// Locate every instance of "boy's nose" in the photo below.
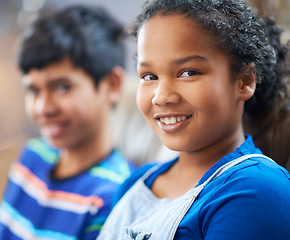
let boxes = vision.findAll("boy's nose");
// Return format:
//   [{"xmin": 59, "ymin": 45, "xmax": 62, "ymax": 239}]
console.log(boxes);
[
  {"xmin": 35, "ymin": 94, "xmax": 58, "ymax": 117},
  {"xmin": 152, "ymin": 80, "xmax": 181, "ymax": 106}
]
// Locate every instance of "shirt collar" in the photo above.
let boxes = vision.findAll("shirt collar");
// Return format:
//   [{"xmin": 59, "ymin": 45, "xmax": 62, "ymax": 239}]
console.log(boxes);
[{"xmin": 197, "ymin": 134, "xmax": 261, "ymax": 186}]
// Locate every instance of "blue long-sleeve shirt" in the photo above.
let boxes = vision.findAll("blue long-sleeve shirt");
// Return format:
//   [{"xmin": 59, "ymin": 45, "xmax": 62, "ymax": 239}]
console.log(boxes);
[{"xmin": 110, "ymin": 135, "xmax": 290, "ymax": 240}]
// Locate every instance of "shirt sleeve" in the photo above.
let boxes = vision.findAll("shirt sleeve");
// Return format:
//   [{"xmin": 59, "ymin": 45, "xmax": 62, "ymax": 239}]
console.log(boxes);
[{"xmin": 201, "ymin": 165, "xmax": 290, "ymax": 240}]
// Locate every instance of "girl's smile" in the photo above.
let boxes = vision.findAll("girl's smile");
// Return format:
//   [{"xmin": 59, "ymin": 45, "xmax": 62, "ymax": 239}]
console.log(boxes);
[
  {"xmin": 136, "ymin": 14, "xmax": 247, "ymax": 156},
  {"xmin": 155, "ymin": 114, "xmax": 192, "ymax": 133}
]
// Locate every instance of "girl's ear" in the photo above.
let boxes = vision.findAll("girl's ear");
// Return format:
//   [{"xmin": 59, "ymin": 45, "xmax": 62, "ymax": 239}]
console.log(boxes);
[
  {"xmin": 237, "ymin": 62, "xmax": 256, "ymax": 101},
  {"xmin": 105, "ymin": 66, "xmax": 124, "ymax": 106}
]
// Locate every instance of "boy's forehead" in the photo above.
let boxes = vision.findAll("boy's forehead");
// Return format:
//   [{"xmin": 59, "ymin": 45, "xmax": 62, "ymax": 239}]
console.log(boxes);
[
  {"xmin": 22, "ymin": 59, "xmax": 78, "ymax": 85},
  {"xmin": 22, "ymin": 60, "xmax": 95, "ymax": 89},
  {"xmin": 22, "ymin": 68, "xmax": 53, "ymax": 86}
]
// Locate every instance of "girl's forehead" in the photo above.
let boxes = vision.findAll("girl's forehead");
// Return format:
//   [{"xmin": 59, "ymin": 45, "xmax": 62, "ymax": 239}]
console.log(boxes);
[
  {"xmin": 136, "ymin": 14, "xmax": 230, "ymax": 68},
  {"xmin": 138, "ymin": 14, "xmax": 217, "ymax": 52},
  {"xmin": 138, "ymin": 14, "xmax": 211, "ymax": 40},
  {"xmin": 141, "ymin": 14, "xmax": 193, "ymax": 28}
]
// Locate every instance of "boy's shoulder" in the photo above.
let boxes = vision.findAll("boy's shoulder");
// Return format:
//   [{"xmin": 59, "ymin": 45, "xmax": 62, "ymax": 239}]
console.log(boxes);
[
  {"xmin": 19, "ymin": 138, "xmax": 59, "ymax": 165},
  {"xmin": 89, "ymin": 149, "xmax": 134, "ymax": 186}
]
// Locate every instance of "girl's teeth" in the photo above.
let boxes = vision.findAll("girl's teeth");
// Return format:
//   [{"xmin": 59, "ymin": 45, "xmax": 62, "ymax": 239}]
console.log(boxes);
[
  {"xmin": 165, "ymin": 117, "xmax": 170, "ymax": 124},
  {"xmin": 169, "ymin": 117, "xmax": 176, "ymax": 124},
  {"xmin": 160, "ymin": 116, "xmax": 188, "ymax": 125}
]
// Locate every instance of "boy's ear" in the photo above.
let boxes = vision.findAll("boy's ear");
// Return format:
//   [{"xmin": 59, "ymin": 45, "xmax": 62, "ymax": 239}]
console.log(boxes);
[
  {"xmin": 237, "ymin": 62, "xmax": 256, "ymax": 101},
  {"xmin": 104, "ymin": 66, "xmax": 124, "ymax": 105}
]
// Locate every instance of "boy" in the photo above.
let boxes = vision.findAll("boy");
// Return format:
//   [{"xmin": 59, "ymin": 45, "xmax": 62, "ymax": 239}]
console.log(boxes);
[{"xmin": 0, "ymin": 5, "xmax": 132, "ymax": 239}]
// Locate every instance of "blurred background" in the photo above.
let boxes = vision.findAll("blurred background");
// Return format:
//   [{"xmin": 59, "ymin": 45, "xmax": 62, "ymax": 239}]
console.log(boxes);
[
  {"xmin": 0, "ymin": 0, "xmax": 176, "ymax": 179},
  {"xmin": 0, "ymin": 0, "xmax": 290, "ymax": 194}
]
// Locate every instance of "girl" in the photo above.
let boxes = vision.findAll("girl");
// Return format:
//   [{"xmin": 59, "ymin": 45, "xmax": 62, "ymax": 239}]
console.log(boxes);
[{"xmin": 97, "ymin": 0, "xmax": 290, "ymax": 239}]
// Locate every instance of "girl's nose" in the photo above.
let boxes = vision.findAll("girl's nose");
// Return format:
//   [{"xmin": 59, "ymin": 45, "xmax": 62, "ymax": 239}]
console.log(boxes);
[{"xmin": 152, "ymin": 80, "xmax": 181, "ymax": 106}]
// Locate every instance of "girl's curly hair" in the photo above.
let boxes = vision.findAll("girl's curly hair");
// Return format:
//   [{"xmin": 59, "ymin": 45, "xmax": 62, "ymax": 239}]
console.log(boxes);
[{"xmin": 130, "ymin": 0, "xmax": 290, "ymax": 115}]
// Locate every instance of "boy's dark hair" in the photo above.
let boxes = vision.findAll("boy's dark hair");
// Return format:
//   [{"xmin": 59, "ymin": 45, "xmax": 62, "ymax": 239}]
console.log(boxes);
[
  {"xmin": 18, "ymin": 5, "xmax": 126, "ymax": 88},
  {"xmin": 131, "ymin": 0, "xmax": 290, "ymax": 115}
]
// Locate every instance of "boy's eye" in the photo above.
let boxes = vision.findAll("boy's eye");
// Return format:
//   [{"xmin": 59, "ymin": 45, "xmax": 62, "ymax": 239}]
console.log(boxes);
[
  {"xmin": 56, "ymin": 85, "xmax": 71, "ymax": 93},
  {"xmin": 26, "ymin": 87, "xmax": 39, "ymax": 96},
  {"xmin": 179, "ymin": 70, "xmax": 200, "ymax": 77},
  {"xmin": 141, "ymin": 74, "xmax": 158, "ymax": 81}
]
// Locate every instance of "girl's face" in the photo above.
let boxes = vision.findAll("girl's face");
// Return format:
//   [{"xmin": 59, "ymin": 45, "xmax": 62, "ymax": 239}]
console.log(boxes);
[{"xmin": 136, "ymin": 14, "xmax": 245, "ymax": 154}]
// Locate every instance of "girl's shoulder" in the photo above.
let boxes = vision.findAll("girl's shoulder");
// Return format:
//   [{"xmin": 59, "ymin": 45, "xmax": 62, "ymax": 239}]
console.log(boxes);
[
  {"xmin": 112, "ymin": 162, "xmax": 158, "ymax": 206},
  {"xmin": 114, "ymin": 158, "xmax": 178, "ymax": 204}
]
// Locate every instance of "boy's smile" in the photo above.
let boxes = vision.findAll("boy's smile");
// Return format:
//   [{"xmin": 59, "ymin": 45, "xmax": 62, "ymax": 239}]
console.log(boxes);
[
  {"xmin": 23, "ymin": 57, "xmax": 113, "ymax": 150},
  {"xmin": 136, "ymin": 14, "xmax": 247, "ymax": 156}
]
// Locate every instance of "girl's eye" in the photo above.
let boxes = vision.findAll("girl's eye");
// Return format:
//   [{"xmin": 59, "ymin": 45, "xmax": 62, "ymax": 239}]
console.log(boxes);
[
  {"xmin": 179, "ymin": 70, "xmax": 200, "ymax": 77},
  {"xmin": 141, "ymin": 74, "xmax": 158, "ymax": 81}
]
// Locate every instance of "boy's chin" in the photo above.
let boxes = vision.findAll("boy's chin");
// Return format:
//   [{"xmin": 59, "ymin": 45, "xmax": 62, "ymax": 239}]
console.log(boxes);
[{"xmin": 42, "ymin": 136, "xmax": 69, "ymax": 149}]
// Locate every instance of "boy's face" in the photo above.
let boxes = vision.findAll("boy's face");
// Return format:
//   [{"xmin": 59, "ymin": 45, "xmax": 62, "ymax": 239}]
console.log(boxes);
[
  {"xmin": 136, "ymin": 14, "xmax": 245, "ymax": 154},
  {"xmin": 23, "ymin": 58, "xmax": 113, "ymax": 149}
]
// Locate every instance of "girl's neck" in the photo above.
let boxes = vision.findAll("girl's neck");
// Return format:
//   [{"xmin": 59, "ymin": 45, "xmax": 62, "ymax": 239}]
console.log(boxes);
[
  {"xmin": 178, "ymin": 129, "xmax": 245, "ymax": 173},
  {"xmin": 152, "ymin": 130, "xmax": 245, "ymax": 200}
]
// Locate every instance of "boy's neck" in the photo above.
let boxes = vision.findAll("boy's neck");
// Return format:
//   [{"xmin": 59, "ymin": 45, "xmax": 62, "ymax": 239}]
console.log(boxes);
[{"xmin": 52, "ymin": 133, "xmax": 113, "ymax": 179}]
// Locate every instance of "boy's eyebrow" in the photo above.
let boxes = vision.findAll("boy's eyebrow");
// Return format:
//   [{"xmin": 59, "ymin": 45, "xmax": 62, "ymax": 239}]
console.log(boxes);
[
  {"xmin": 46, "ymin": 78, "xmax": 71, "ymax": 86},
  {"xmin": 22, "ymin": 77, "xmax": 70, "ymax": 87}
]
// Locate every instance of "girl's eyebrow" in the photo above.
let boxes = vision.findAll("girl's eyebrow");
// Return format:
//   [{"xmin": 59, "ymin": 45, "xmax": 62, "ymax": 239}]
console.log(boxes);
[
  {"xmin": 173, "ymin": 55, "xmax": 208, "ymax": 65},
  {"xmin": 137, "ymin": 55, "xmax": 208, "ymax": 68},
  {"xmin": 137, "ymin": 61, "xmax": 151, "ymax": 68}
]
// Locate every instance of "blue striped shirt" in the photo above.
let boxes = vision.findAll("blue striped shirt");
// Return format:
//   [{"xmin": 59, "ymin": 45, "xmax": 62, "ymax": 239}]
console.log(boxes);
[{"xmin": 0, "ymin": 138, "xmax": 133, "ymax": 240}]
